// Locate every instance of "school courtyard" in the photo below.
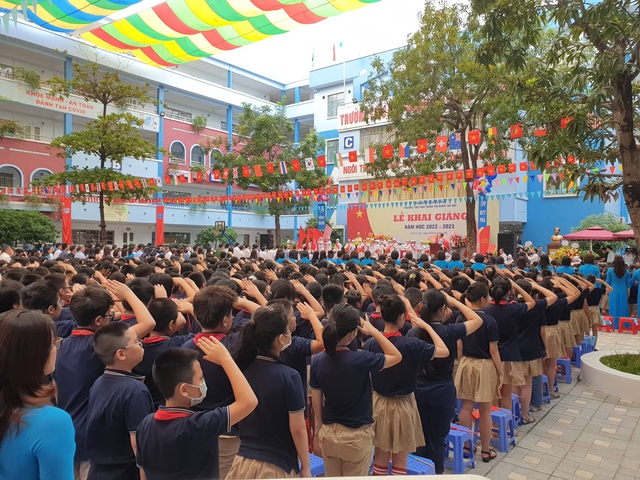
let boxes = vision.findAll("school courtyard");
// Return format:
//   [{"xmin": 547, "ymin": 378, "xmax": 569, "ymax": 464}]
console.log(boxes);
[{"xmin": 462, "ymin": 332, "xmax": 640, "ymax": 480}]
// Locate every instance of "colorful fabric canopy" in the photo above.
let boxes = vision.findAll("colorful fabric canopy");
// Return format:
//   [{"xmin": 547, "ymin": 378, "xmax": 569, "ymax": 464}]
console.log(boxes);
[
  {"xmin": 81, "ymin": 0, "xmax": 381, "ymax": 66},
  {"xmin": 0, "ymin": 0, "xmax": 142, "ymax": 33}
]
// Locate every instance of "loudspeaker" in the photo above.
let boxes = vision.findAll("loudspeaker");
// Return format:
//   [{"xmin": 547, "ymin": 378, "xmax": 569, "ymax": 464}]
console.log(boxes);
[{"xmin": 498, "ymin": 233, "xmax": 515, "ymax": 256}]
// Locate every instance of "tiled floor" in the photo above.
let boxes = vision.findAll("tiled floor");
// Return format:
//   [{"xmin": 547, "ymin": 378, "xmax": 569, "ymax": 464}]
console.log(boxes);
[{"xmin": 447, "ymin": 331, "xmax": 640, "ymax": 480}]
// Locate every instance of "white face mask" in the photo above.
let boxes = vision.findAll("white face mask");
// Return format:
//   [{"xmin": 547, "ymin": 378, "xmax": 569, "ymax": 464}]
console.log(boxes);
[
  {"xmin": 281, "ymin": 334, "xmax": 292, "ymax": 351},
  {"xmin": 186, "ymin": 379, "xmax": 207, "ymax": 406}
]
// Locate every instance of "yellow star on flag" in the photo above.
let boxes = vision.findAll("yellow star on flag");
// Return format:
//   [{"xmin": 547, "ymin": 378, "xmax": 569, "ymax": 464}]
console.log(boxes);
[{"xmin": 356, "ymin": 210, "xmax": 363, "ymax": 218}]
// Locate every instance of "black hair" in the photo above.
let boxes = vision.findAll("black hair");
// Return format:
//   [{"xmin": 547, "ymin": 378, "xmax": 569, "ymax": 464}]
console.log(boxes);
[
  {"xmin": 148, "ymin": 298, "xmax": 179, "ymax": 332},
  {"xmin": 193, "ymin": 286, "xmax": 238, "ymax": 329},
  {"xmin": 404, "ymin": 287, "xmax": 422, "ymax": 308},
  {"xmin": 148, "ymin": 273, "xmax": 174, "ymax": 298},
  {"xmin": 152, "ymin": 348, "xmax": 199, "ymax": 400},
  {"xmin": 417, "ymin": 289, "xmax": 447, "ymax": 375},
  {"xmin": 405, "ymin": 271, "xmax": 421, "ymax": 290},
  {"xmin": 490, "ymin": 276, "xmax": 512, "ymax": 302},
  {"xmin": 234, "ymin": 305, "xmax": 289, "ymax": 370},
  {"xmin": 322, "ymin": 284, "xmax": 345, "ymax": 312},
  {"xmin": 474, "ymin": 254, "xmax": 485, "ymax": 264},
  {"xmin": 270, "ymin": 278, "xmax": 295, "ymax": 301},
  {"xmin": 377, "ymin": 294, "xmax": 406, "ymax": 324},
  {"xmin": 561, "ymin": 256, "xmax": 571, "ymax": 267},
  {"xmin": 461, "ymin": 282, "xmax": 490, "ymax": 305},
  {"xmin": 323, "ymin": 304, "xmax": 361, "ymax": 356},
  {"xmin": 20, "ymin": 273, "xmax": 43, "ymax": 287},
  {"xmin": 20, "ymin": 281, "xmax": 59, "ymax": 314},
  {"xmin": 306, "ymin": 282, "xmax": 323, "ymax": 301},
  {"xmin": 451, "ymin": 276, "xmax": 471, "ymax": 294},
  {"xmin": 69, "ymin": 285, "xmax": 115, "ymax": 327},
  {"xmin": 0, "ymin": 279, "xmax": 23, "ymax": 313},
  {"xmin": 586, "ymin": 274, "xmax": 596, "ymax": 283},
  {"xmin": 93, "ymin": 322, "xmax": 130, "ymax": 365},
  {"xmin": 345, "ymin": 289, "xmax": 363, "ymax": 308},
  {"xmin": 122, "ymin": 278, "xmax": 155, "ymax": 311}
]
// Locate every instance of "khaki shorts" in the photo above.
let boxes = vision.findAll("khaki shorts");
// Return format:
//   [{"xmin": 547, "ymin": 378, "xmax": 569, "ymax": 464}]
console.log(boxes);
[
  {"xmin": 226, "ymin": 457, "xmax": 296, "ymax": 480},
  {"xmin": 455, "ymin": 356, "xmax": 500, "ymax": 403},
  {"xmin": 502, "ymin": 361, "xmax": 526, "ymax": 387},
  {"xmin": 318, "ymin": 423, "xmax": 374, "ymax": 478},
  {"xmin": 521, "ymin": 359, "xmax": 543, "ymax": 377}
]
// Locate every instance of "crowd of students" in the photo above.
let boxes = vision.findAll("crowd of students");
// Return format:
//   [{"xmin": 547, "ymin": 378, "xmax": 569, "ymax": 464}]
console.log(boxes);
[{"xmin": 0, "ymin": 242, "xmax": 621, "ymax": 480}]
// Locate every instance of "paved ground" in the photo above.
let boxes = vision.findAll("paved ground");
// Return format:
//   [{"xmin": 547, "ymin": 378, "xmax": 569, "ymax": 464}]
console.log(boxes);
[{"xmin": 447, "ymin": 331, "xmax": 640, "ymax": 480}]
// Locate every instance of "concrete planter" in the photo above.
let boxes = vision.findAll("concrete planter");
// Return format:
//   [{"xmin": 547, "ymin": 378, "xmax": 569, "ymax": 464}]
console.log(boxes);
[{"xmin": 580, "ymin": 350, "xmax": 640, "ymax": 402}]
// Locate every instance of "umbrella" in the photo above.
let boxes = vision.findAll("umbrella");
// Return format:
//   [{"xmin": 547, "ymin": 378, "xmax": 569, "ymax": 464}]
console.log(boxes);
[
  {"xmin": 613, "ymin": 230, "xmax": 635, "ymax": 240},
  {"xmin": 563, "ymin": 226, "xmax": 616, "ymax": 250}
]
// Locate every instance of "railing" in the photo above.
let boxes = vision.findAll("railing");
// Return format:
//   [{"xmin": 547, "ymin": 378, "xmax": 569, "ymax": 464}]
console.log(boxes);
[
  {"xmin": 165, "ymin": 112, "xmax": 193, "ymax": 123},
  {"xmin": 1, "ymin": 131, "xmax": 55, "ymax": 144},
  {"xmin": 168, "ymin": 157, "xmax": 186, "ymax": 166}
]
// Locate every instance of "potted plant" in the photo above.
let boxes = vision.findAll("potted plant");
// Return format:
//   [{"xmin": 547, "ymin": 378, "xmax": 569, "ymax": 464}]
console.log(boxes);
[
  {"xmin": 190, "ymin": 163, "xmax": 207, "ymax": 174},
  {"xmin": 192, "ymin": 115, "xmax": 207, "ymax": 134},
  {"xmin": 0, "ymin": 120, "xmax": 21, "ymax": 138}
]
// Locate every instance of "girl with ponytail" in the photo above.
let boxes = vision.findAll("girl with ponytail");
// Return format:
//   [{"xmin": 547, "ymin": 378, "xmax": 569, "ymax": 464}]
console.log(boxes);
[
  {"xmin": 364, "ymin": 294, "xmax": 448, "ymax": 476},
  {"xmin": 310, "ymin": 304, "xmax": 402, "ymax": 477},
  {"xmin": 227, "ymin": 305, "xmax": 311, "ymax": 479},
  {"xmin": 455, "ymin": 282, "xmax": 503, "ymax": 463},
  {"xmin": 410, "ymin": 289, "xmax": 483, "ymax": 473},
  {"xmin": 485, "ymin": 274, "xmax": 535, "ymax": 416}
]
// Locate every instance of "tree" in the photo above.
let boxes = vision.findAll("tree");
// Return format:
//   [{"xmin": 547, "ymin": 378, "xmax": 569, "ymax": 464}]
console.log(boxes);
[
  {"xmin": 32, "ymin": 62, "xmax": 160, "ymax": 244},
  {"xmin": 213, "ymin": 102, "xmax": 328, "ymax": 245},
  {"xmin": 0, "ymin": 209, "xmax": 58, "ymax": 245},
  {"xmin": 473, "ymin": 0, "xmax": 640, "ymax": 240},
  {"xmin": 572, "ymin": 212, "xmax": 631, "ymax": 253},
  {"xmin": 359, "ymin": 3, "xmax": 516, "ymax": 254},
  {"xmin": 195, "ymin": 226, "xmax": 238, "ymax": 247}
]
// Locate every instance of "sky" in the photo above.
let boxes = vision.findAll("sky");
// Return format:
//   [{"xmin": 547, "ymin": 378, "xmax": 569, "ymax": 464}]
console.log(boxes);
[{"xmin": 215, "ymin": 0, "xmax": 426, "ymax": 84}]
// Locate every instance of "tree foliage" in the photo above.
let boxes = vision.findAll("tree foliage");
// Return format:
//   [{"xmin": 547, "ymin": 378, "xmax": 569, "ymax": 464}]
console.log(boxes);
[
  {"xmin": 33, "ymin": 62, "xmax": 160, "ymax": 243},
  {"xmin": 359, "ymin": 3, "xmax": 518, "ymax": 253},
  {"xmin": 195, "ymin": 226, "xmax": 238, "ymax": 247},
  {"xmin": 212, "ymin": 102, "xmax": 328, "ymax": 245},
  {"xmin": 472, "ymin": 0, "xmax": 640, "ymax": 238},
  {"xmin": 0, "ymin": 209, "xmax": 58, "ymax": 245}
]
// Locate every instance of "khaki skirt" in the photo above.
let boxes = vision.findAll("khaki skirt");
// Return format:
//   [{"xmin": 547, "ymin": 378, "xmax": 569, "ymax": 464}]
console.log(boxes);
[
  {"xmin": 455, "ymin": 356, "xmax": 500, "ymax": 403},
  {"xmin": 502, "ymin": 361, "xmax": 526, "ymax": 387},
  {"xmin": 372, "ymin": 392, "xmax": 425, "ymax": 453},
  {"xmin": 571, "ymin": 310, "xmax": 589, "ymax": 335},
  {"xmin": 558, "ymin": 321, "xmax": 576, "ymax": 349},
  {"xmin": 226, "ymin": 457, "xmax": 296, "ymax": 480},
  {"xmin": 521, "ymin": 358, "xmax": 543, "ymax": 377},
  {"xmin": 545, "ymin": 325, "xmax": 565, "ymax": 359},
  {"xmin": 588, "ymin": 306, "xmax": 601, "ymax": 326}
]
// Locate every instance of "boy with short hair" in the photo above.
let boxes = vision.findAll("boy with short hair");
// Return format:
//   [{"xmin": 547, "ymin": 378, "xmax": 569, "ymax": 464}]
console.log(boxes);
[
  {"xmin": 133, "ymin": 298, "xmax": 192, "ymax": 408},
  {"xmin": 86, "ymin": 322, "xmax": 153, "ymax": 480},
  {"xmin": 56, "ymin": 280, "xmax": 156, "ymax": 480},
  {"xmin": 20, "ymin": 280, "xmax": 65, "ymax": 334},
  {"xmin": 136, "ymin": 345, "xmax": 258, "ymax": 480}
]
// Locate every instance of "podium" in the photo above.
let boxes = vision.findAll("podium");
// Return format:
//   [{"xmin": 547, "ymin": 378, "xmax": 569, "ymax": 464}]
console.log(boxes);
[{"xmin": 547, "ymin": 242, "xmax": 562, "ymax": 257}]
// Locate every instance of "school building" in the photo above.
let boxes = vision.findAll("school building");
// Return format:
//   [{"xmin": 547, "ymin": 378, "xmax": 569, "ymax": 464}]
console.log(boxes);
[{"xmin": 0, "ymin": 25, "xmax": 627, "ymax": 248}]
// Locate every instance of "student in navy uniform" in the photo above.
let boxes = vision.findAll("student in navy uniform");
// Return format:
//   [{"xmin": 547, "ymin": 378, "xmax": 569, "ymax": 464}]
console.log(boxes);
[
  {"xmin": 227, "ymin": 305, "xmax": 311, "ymax": 479},
  {"xmin": 86, "ymin": 322, "xmax": 153, "ymax": 480},
  {"xmin": 585, "ymin": 275, "xmax": 612, "ymax": 345},
  {"xmin": 556, "ymin": 276, "xmax": 583, "ymax": 357},
  {"xmin": 119, "ymin": 278, "xmax": 155, "ymax": 326},
  {"xmin": 55, "ymin": 280, "xmax": 156, "ymax": 480},
  {"xmin": 364, "ymin": 294, "xmax": 448, "ymax": 476},
  {"xmin": 485, "ymin": 275, "xmax": 535, "ymax": 415},
  {"xmin": 455, "ymin": 283, "xmax": 503, "ymax": 463},
  {"xmin": 19, "ymin": 280, "xmax": 66, "ymax": 335},
  {"xmin": 310, "ymin": 305, "xmax": 402, "ymax": 477},
  {"xmin": 570, "ymin": 275, "xmax": 594, "ymax": 346},
  {"xmin": 514, "ymin": 280, "xmax": 557, "ymax": 424},
  {"xmin": 133, "ymin": 298, "xmax": 192, "ymax": 409},
  {"xmin": 410, "ymin": 290, "xmax": 483, "ymax": 474},
  {"xmin": 136, "ymin": 345, "xmax": 258, "ymax": 480},
  {"xmin": 181, "ymin": 286, "xmax": 260, "ymax": 480}
]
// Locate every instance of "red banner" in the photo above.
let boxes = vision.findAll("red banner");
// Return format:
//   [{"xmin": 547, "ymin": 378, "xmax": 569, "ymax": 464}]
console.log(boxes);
[
  {"xmin": 61, "ymin": 197, "xmax": 72, "ymax": 245},
  {"xmin": 155, "ymin": 205, "xmax": 165, "ymax": 246}
]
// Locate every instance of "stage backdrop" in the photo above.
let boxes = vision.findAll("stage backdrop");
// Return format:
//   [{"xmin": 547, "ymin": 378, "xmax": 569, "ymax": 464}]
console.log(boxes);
[{"xmin": 346, "ymin": 200, "xmax": 499, "ymax": 245}]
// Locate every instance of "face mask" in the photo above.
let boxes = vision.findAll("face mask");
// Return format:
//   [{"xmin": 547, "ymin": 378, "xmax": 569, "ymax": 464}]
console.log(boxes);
[
  {"xmin": 281, "ymin": 334, "xmax": 292, "ymax": 351},
  {"xmin": 186, "ymin": 379, "xmax": 207, "ymax": 406}
]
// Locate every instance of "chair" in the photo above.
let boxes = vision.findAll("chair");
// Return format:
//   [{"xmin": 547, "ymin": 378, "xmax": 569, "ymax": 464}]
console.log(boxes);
[
  {"xmin": 557, "ymin": 358, "xmax": 572, "ymax": 384},
  {"xmin": 541, "ymin": 375, "xmax": 551, "ymax": 404},
  {"xmin": 373, "ymin": 455, "xmax": 436, "ymax": 475},
  {"xmin": 308, "ymin": 454, "xmax": 325, "ymax": 477},
  {"xmin": 472, "ymin": 407, "xmax": 516, "ymax": 453},
  {"xmin": 618, "ymin": 317, "xmax": 638, "ymax": 335},
  {"xmin": 511, "ymin": 393, "xmax": 522, "ymax": 426},
  {"xmin": 571, "ymin": 345, "xmax": 582, "ymax": 369},
  {"xmin": 444, "ymin": 425, "xmax": 476, "ymax": 474},
  {"xmin": 599, "ymin": 316, "xmax": 614, "ymax": 332}
]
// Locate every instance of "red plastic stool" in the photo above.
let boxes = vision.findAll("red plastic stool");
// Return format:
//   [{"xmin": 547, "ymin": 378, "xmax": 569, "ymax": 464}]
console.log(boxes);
[{"xmin": 618, "ymin": 317, "xmax": 638, "ymax": 335}]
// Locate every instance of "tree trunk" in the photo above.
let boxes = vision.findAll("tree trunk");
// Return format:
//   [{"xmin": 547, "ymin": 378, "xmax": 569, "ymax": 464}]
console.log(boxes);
[
  {"xmin": 274, "ymin": 214, "xmax": 281, "ymax": 247},
  {"xmin": 99, "ymin": 190, "xmax": 106, "ymax": 246},
  {"xmin": 465, "ymin": 185, "xmax": 478, "ymax": 257}
]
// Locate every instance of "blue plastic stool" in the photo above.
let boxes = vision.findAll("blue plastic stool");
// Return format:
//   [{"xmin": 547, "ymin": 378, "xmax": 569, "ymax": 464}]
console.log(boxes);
[
  {"xmin": 473, "ymin": 407, "xmax": 516, "ymax": 453},
  {"xmin": 511, "ymin": 393, "xmax": 522, "ymax": 426},
  {"xmin": 406, "ymin": 455, "xmax": 435, "ymax": 475},
  {"xmin": 557, "ymin": 358, "xmax": 572, "ymax": 384},
  {"xmin": 581, "ymin": 340, "xmax": 595, "ymax": 355},
  {"xmin": 444, "ymin": 425, "xmax": 476, "ymax": 474},
  {"xmin": 583, "ymin": 335, "xmax": 596, "ymax": 347},
  {"xmin": 571, "ymin": 345, "xmax": 582, "ymax": 368},
  {"xmin": 554, "ymin": 374, "xmax": 559, "ymax": 393},
  {"xmin": 308, "ymin": 454, "xmax": 324, "ymax": 477},
  {"xmin": 455, "ymin": 398, "xmax": 463, "ymax": 415},
  {"xmin": 541, "ymin": 375, "xmax": 551, "ymax": 404}
]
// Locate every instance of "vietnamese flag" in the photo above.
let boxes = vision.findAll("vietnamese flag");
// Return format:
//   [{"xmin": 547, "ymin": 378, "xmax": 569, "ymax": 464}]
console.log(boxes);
[
  {"xmin": 435, "ymin": 136, "xmax": 448, "ymax": 152},
  {"xmin": 382, "ymin": 145, "xmax": 394, "ymax": 159},
  {"xmin": 509, "ymin": 123, "xmax": 523, "ymax": 139},
  {"xmin": 560, "ymin": 117, "xmax": 573, "ymax": 129},
  {"xmin": 519, "ymin": 162, "xmax": 528, "ymax": 171},
  {"xmin": 417, "ymin": 138, "xmax": 428, "ymax": 153},
  {"xmin": 446, "ymin": 171, "xmax": 454, "ymax": 181},
  {"xmin": 317, "ymin": 155, "xmax": 327, "ymax": 167},
  {"xmin": 297, "ymin": 226, "xmax": 305, "ymax": 250},
  {"xmin": 242, "ymin": 166, "xmax": 251, "ymax": 177},
  {"xmin": 466, "ymin": 169, "xmax": 474, "ymax": 179},
  {"xmin": 306, "ymin": 226, "xmax": 312, "ymax": 249},
  {"xmin": 508, "ymin": 163, "xmax": 516, "ymax": 173},
  {"xmin": 468, "ymin": 130, "xmax": 481, "ymax": 145},
  {"xmin": 196, "ymin": 171, "xmax": 203, "ymax": 182},
  {"xmin": 534, "ymin": 128, "xmax": 547, "ymax": 137},
  {"xmin": 497, "ymin": 165, "xmax": 507, "ymax": 174},
  {"xmin": 348, "ymin": 151, "xmax": 358, "ymax": 163},
  {"xmin": 266, "ymin": 163, "xmax": 275, "ymax": 174},
  {"xmin": 254, "ymin": 165, "xmax": 263, "ymax": 177},
  {"xmin": 347, "ymin": 203, "xmax": 374, "ymax": 239},
  {"xmin": 291, "ymin": 159, "xmax": 301, "ymax": 172}
]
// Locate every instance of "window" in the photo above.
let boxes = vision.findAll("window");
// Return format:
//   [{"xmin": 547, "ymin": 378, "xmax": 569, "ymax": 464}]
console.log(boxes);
[
  {"xmin": 325, "ymin": 139, "xmax": 339, "ymax": 165},
  {"xmin": 72, "ymin": 230, "xmax": 115, "ymax": 245},
  {"xmin": 31, "ymin": 169, "xmax": 51, "ymax": 183},
  {"xmin": 22, "ymin": 125, "xmax": 41, "ymax": 141},
  {"xmin": 327, "ymin": 93, "xmax": 344, "ymax": 118},
  {"xmin": 210, "ymin": 149, "xmax": 223, "ymax": 175},
  {"xmin": 0, "ymin": 166, "xmax": 22, "ymax": 188},
  {"xmin": 191, "ymin": 145, "xmax": 205, "ymax": 166},
  {"xmin": 543, "ymin": 166, "xmax": 579, "ymax": 198},
  {"xmin": 220, "ymin": 121, "xmax": 238, "ymax": 133},
  {"xmin": 152, "ymin": 232, "xmax": 191, "ymax": 245},
  {"xmin": 165, "ymin": 108, "xmax": 192, "ymax": 122},
  {"xmin": 360, "ymin": 126, "xmax": 394, "ymax": 150},
  {"xmin": 169, "ymin": 142, "xmax": 186, "ymax": 165}
]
